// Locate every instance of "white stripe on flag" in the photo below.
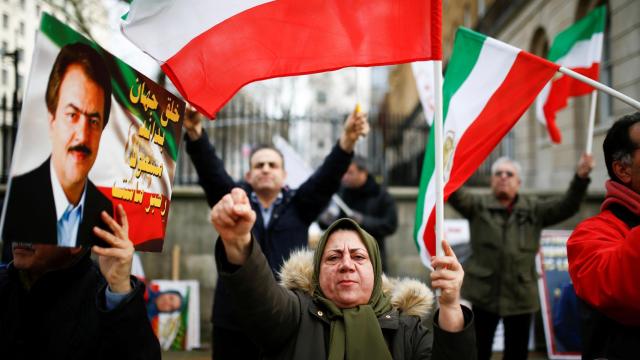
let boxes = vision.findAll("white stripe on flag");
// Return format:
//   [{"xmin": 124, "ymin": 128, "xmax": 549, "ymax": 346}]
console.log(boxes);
[
  {"xmin": 553, "ymin": 33, "xmax": 603, "ymax": 68},
  {"xmin": 122, "ymin": 0, "xmax": 273, "ymax": 61}
]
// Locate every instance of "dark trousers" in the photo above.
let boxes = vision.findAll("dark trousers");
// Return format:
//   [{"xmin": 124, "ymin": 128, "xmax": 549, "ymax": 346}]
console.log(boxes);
[
  {"xmin": 473, "ymin": 306, "xmax": 532, "ymax": 360},
  {"xmin": 212, "ymin": 326, "xmax": 260, "ymax": 360}
]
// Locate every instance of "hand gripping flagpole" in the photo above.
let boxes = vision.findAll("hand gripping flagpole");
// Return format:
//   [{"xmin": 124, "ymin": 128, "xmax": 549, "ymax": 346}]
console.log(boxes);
[{"xmin": 433, "ymin": 60, "xmax": 444, "ymax": 297}]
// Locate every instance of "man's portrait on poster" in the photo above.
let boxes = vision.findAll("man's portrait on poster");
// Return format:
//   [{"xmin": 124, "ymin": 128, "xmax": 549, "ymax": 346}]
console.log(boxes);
[{"xmin": 3, "ymin": 42, "xmax": 113, "ymax": 248}]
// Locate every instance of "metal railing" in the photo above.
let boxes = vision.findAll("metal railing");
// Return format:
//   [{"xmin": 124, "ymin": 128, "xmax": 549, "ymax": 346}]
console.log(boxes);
[{"xmin": 0, "ymin": 93, "xmax": 511, "ymax": 187}]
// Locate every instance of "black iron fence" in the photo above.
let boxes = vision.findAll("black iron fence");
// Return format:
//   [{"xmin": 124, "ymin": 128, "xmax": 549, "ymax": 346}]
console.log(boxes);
[
  {"xmin": 0, "ymin": 93, "xmax": 511, "ymax": 187},
  {"xmin": 0, "ymin": 94, "xmax": 20, "ymax": 184}
]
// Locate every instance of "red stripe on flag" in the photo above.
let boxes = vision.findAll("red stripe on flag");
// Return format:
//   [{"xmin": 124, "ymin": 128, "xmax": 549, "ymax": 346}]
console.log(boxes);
[
  {"xmin": 422, "ymin": 51, "xmax": 558, "ymax": 254},
  {"xmin": 98, "ymin": 187, "xmax": 169, "ymax": 252},
  {"xmin": 543, "ymin": 64, "xmax": 600, "ymax": 143},
  {"xmin": 163, "ymin": 0, "xmax": 440, "ymax": 118}
]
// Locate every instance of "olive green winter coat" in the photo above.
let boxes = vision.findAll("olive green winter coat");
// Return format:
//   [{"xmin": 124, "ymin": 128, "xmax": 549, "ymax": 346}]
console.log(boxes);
[{"xmin": 448, "ymin": 175, "xmax": 590, "ymax": 316}]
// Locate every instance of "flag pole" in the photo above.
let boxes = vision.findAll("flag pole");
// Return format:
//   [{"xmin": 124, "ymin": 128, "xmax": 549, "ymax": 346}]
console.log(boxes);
[
  {"xmin": 559, "ymin": 67, "xmax": 640, "ymax": 110},
  {"xmin": 586, "ymin": 90, "xmax": 597, "ymax": 154},
  {"xmin": 433, "ymin": 60, "xmax": 444, "ymax": 297}
]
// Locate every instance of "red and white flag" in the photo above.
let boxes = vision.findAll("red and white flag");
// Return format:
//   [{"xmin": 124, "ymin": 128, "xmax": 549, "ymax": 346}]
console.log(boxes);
[
  {"xmin": 121, "ymin": 0, "xmax": 442, "ymax": 118},
  {"xmin": 536, "ymin": 5, "xmax": 606, "ymax": 143},
  {"xmin": 414, "ymin": 28, "xmax": 559, "ymax": 266}
]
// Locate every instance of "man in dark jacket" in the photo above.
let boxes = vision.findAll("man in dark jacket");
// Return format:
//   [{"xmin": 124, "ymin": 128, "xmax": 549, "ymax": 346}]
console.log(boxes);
[
  {"xmin": 318, "ymin": 155, "xmax": 397, "ymax": 270},
  {"xmin": 567, "ymin": 112, "xmax": 640, "ymax": 359},
  {"xmin": 0, "ymin": 205, "xmax": 160, "ymax": 359},
  {"xmin": 183, "ymin": 108, "xmax": 369, "ymax": 359},
  {"xmin": 448, "ymin": 153, "xmax": 593, "ymax": 360}
]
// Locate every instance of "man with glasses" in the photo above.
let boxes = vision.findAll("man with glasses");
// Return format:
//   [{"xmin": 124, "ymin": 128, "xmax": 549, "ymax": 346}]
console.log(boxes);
[{"xmin": 448, "ymin": 154, "xmax": 593, "ymax": 360}]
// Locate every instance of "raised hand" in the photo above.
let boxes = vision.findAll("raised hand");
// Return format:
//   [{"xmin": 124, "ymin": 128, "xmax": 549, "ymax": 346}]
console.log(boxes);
[
  {"xmin": 210, "ymin": 188, "xmax": 256, "ymax": 265},
  {"xmin": 183, "ymin": 105, "xmax": 204, "ymax": 141},
  {"xmin": 339, "ymin": 108, "xmax": 370, "ymax": 153},
  {"xmin": 92, "ymin": 204, "xmax": 134, "ymax": 294},
  {"xmin": 577, "ymin": 152, "xmax": 595, "ymax": 179}
]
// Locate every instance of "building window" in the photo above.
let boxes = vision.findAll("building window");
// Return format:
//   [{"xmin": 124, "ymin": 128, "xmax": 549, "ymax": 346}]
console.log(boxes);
[
  {"xmin": 316, "ymin": 91, "xmax": 327, "ymax": 104},
  {"xmin": 464, "ymin": 5, "xmax": 472, "ymax": 27},
  {"xmin": 477, "ymin": 0, "xmax": 486, "ymax": 17},
  {"xmin": 1, "ymin": 69, "xmax": 7, "ymax": 86},
  {"xmin": 19, "ymin": 0, "xmax": 25, "ymax": 9},
  {"xmin": 19, "ymin": 21, "xmax": 24, "ymax": 36},
  {"xmin": 1, "ymin": 41, "xmax": 7, "ymax": 54},
  {"xmin": 2, "ymin": 13, "xmax": 8, "ymax": 29}
]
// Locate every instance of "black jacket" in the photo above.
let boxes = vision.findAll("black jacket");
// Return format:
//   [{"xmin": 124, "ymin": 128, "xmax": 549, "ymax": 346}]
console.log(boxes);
[
  {"xmin": 2, "ymin": 158, "xmax": 113, "ymax": 248},
  {"xmin": 185, "ymin": 131, "xmax": 352, "ymax": 329},
  {"xmin": 216, "ymin": 239, "xmax": 477, "ymax": 360},
  {"xmin": 0, "ymin": 253, "xmax": 160, "ymax": 359},
  {"xmin": 320, "ymin": 175, "xmax": 397, "ymax": 263}
]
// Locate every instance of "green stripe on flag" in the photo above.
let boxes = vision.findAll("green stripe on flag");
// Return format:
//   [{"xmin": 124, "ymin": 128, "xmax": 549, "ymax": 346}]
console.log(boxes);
[
  {"xmin": 548, "ymin": 5, "xmax": 606, "ymax": 62},
  {"xmin": 413, "ymin": 27, "xmax": 485, "ymax": 247},
  {"xmin": 39, "ymin": 13, "xmax": 180, "ymax": 162}
]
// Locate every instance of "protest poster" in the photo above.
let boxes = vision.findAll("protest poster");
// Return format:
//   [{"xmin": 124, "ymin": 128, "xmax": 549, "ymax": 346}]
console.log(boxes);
[
  {"xmin": 537, "ymin": 229, "xmax": 581, "ymax": 359},
  {"xmin": 148, "ymin": 279, "xmax": 200, "ymax": 351},
  {"xmin": 1, "ymin": 13, "xmax": 184, "ymax": 251}
]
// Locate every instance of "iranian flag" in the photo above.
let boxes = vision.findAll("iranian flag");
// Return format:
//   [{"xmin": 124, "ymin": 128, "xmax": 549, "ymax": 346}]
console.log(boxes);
[
  {"xmin": 414, "ymin": 28, "xmax": 559, "ymax": 265},
  {"xmin": 536, "ymin": 5, "xmax": 606, "ymax": 143},
  {"xmin": 121, "ymin": 0, "xmax": 442, "ymax": 118}
]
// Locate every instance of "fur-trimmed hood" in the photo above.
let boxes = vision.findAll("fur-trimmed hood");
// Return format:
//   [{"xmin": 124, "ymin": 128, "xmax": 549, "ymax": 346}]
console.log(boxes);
[{"xmin": 278, "ymin": 249, "xmax": 434, "ymax": 318}]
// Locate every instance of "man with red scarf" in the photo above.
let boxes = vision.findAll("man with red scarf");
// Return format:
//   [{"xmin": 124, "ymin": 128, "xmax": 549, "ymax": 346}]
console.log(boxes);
[{"xmin": 567, "ymin": 112, "xmax": 640, "ymax": 359}]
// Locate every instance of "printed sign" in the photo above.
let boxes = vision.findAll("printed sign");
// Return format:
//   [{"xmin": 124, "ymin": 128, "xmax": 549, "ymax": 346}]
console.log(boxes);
[
  {"xmin": 537, "ymin": 229, "xmax": 581, "ymax": 359},
  {"xmin": 1, "ymin": 13, "xmax": 184, "ymax": 251},
  {"xmin": 148, "ymin": 279, "xmax": 201, "ymax": 351}
]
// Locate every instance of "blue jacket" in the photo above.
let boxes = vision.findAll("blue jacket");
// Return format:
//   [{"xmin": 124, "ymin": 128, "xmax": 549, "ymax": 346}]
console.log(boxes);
[{"xmin": 185, "ymin": 131, "xmax": 352, "ymax": 329}]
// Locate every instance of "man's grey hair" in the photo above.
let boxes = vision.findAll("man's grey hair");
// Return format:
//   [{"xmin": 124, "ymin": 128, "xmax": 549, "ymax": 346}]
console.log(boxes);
[{"xmin": 491, "ymin": 156, "xmax": 522, "ymax": 179}]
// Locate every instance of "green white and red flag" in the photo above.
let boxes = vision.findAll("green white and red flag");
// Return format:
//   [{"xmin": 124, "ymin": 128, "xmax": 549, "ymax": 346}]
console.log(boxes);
[
  {"xmin": 536, "ymin": 5, "xmax": 606, "ymax": 143},
  {"xmin": 414, "ymin": 27, "xmax": 559, "ymax": 266}
]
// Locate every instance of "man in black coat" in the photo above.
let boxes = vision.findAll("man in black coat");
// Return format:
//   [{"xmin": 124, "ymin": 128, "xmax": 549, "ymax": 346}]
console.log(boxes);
[
  {"xmin": 318, "ymin": 155, "xmax": 398, "ymax": 271},
  {"xmin": 183, "ymin": 108, "xmax": 369, "ymax": 359},
  {"xmin": 0, "ymin": 205, "xmax": 160, "ymax": 359},
  {"xmin": 3, "ymin": 42, "xmax": 113, "ymax": 248}
]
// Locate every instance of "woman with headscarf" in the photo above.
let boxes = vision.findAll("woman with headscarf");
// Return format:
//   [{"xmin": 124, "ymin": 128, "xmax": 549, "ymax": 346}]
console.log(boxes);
[{"xmin": 211, "ymin": 188, "xmax": 476, "ymax": 359}]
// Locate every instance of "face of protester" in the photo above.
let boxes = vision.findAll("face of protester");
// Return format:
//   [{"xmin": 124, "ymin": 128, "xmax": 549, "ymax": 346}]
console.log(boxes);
[
  {"xmin": 491, "ymin": 161, "xmax": 521, "ymax": 203},
  {"xmin": 49, "ymin": 64, "xmax": 106, "ymax": 200},
  {"xmin": 319, "ymin": 229, "xmax": 374, "ymax": 309},
  {"xmin": 245, "ymin": 148, "xmax": 287, "ymax": 193},
  {"xmin": 617, "ymin": 122, "xmax": 640, "ymax": 194},
  {"xmin": 341, "ymin": 163, "xmax": 368, "ymax": 189},
  {"xmin": 12, "ymin": 243, "xmax": 81, "ymax": 280},
  {"xmin": 156, "ymin": 292, "xmax": 182, "ymax": 313}
]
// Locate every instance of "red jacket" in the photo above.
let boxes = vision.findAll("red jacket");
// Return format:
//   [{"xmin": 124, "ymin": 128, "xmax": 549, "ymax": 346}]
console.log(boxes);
[{"xmin": 567, "ymin": 180, "xmax": 640, "ymax": 326}]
